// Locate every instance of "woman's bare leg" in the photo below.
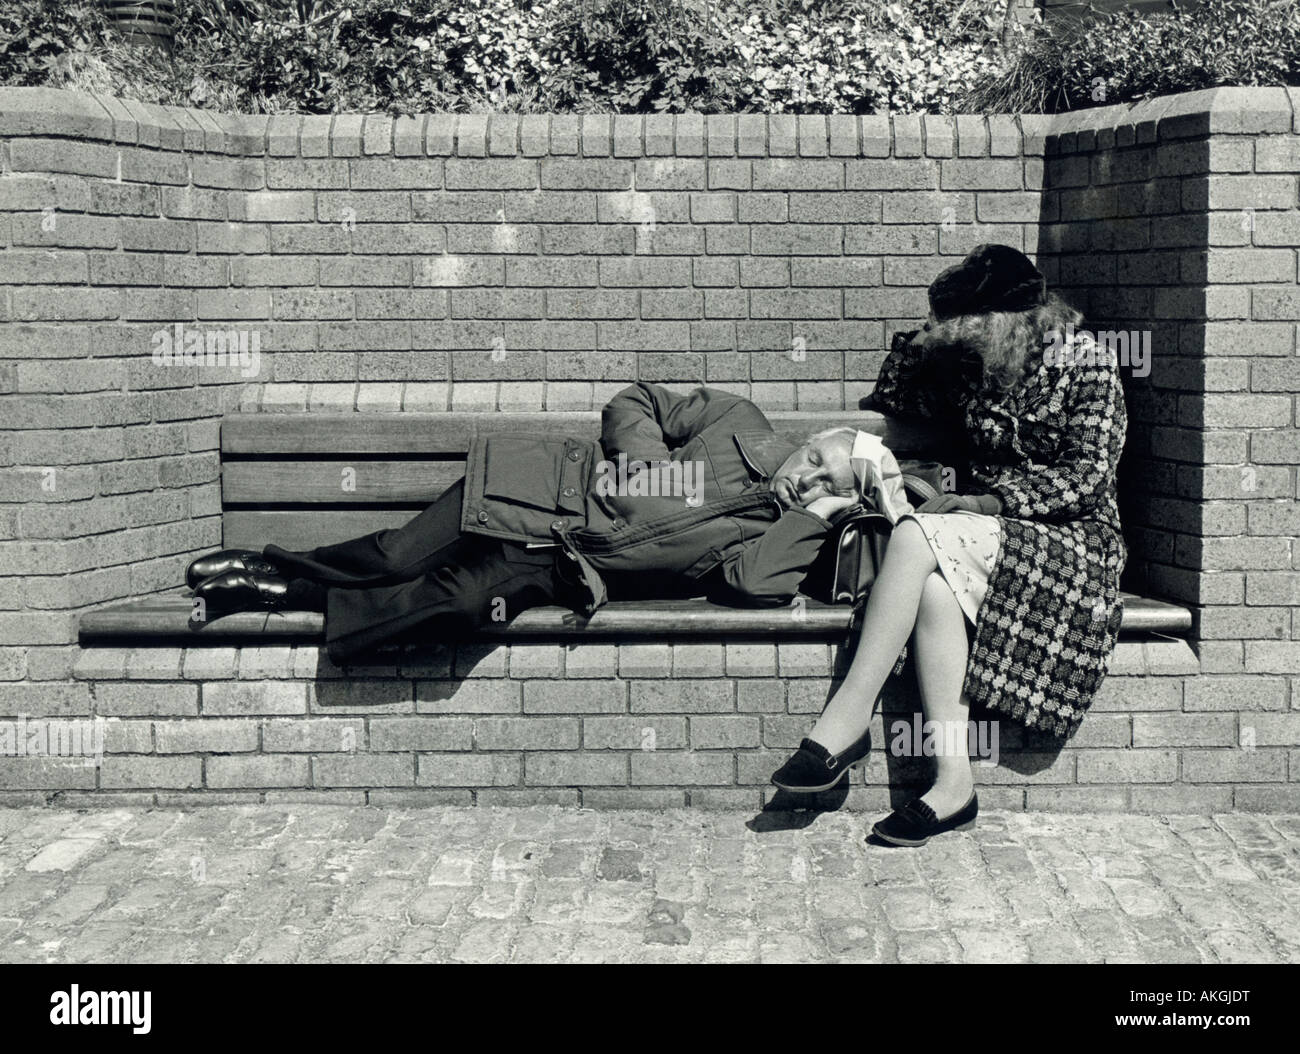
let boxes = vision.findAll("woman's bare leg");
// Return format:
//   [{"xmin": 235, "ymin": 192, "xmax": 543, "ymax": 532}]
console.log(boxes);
[
  {"xmin": 912, "ymin": 571, "xmax": 975, "ymax": 817},
  {"xmin": 807, "ymin": 517, "xmax": 938, "ymax": 754}
]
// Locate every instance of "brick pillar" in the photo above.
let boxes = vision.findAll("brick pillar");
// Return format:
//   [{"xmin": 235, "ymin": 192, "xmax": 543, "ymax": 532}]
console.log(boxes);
[
  {"xmin": 1188, "ymin": 90, "xmax": 1300, "ymax": 685},
  {"xmin": 1036, "ymin": 88, "xmax": 1298, "ymax": 698}
]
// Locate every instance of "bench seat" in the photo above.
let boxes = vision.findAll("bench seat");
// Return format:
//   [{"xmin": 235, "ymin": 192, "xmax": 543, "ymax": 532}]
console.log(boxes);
[
  {"xmin": 75, "ymin": 408, "xmax": 1194, "ymax": 648},
  {"xmin": 78, "ymin": 591, "xmax": 1192, "ymax": 645}
]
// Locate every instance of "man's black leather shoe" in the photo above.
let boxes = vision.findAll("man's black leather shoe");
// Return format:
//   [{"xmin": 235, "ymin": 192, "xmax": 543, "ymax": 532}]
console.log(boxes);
[
  {"xmin": 872, "ymin": 792, "xmax": 978, "ymax": 847},
  {"xmin": 192, "ymin": 569, "xmax": 291, "ymax": 612},
  {"xmin": 186, "ymin": 549, "xmax": 281, "ymax": 589},
  {"xmin": 771, "ymin": 728, "xmax": 872, "ymax": 793}
]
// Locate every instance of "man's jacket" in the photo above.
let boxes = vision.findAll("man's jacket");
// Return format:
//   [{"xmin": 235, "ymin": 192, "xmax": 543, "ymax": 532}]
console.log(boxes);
[{"xmin": 458, "ymin": 382, "xmax": 835, "ymax": 614}]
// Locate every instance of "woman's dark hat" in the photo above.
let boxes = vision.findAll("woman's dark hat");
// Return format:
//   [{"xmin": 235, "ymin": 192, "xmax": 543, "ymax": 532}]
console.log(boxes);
[{"xmin": 927, "ymin": 243, "xmax": 1046, "ymax": 320}]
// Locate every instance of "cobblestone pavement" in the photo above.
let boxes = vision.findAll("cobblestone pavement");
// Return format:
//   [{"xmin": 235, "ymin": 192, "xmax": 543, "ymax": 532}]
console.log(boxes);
[{"xmin": 0, "ymin": 806, "xmax": 1297, "ymax": 964}]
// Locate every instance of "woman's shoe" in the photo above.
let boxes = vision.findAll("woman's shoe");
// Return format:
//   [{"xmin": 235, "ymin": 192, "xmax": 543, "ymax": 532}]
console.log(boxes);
[
  {"xmin": 192, "ymin": 569, "xmax": 291, "ymax": 612},
  {"xmin": 771, "ymin": 728, "xmax": 872, "ymax": 793},
  {"xmin": 186, "ymin": 549, "xmax": 281, "ymax": 589},
  {"xmin": 872, "ymin": 792, "xmax": 978, "ymax": 847}
]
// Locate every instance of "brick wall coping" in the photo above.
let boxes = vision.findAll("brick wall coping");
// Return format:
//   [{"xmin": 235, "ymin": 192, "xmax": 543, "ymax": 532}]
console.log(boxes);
[{"xmin": 1, "ymin": 86, "xmax": 1298, "ymax": 159}]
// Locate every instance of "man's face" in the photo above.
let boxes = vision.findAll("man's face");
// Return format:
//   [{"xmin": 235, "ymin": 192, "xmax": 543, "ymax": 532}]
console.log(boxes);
[{"xmin": 771, "ymin": 433, "xmax": 857, "ymax": 510}]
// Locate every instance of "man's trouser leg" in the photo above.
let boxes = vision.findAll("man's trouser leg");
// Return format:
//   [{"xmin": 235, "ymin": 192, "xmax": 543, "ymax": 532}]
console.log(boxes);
[
  {"xmin": 259, "ymin": 478, "xmax": 568, "ymax": 663},
  {"xmin": 265, "ymin": 478, "xmax": 471, "ymax": 587},
  {"xmin": 319, "ymin": 535, "xmax": 561, "ymax": 665}
]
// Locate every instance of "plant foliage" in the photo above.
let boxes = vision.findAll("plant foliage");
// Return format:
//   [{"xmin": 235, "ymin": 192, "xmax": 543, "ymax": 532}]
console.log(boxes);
[{"xmin": 1, "ymin": 0, "xmax": 1296, "ymax": 115}]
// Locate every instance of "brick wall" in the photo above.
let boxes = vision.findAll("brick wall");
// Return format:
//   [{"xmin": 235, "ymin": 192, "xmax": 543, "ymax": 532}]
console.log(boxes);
[
  {"xmin": 1, "ymin": 86, "xmax": 1297, "ymax": 808},
  {"xmin": 38, "ymin": 636, "xmax": 1250, "ymax": 813},
  {"xmin": 0, "ymin": 88, "xmax": 1059, "ymax": 679}
]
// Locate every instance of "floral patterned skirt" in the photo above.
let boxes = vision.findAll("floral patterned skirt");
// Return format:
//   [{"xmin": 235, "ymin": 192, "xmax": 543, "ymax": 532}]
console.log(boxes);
[{"xmin": 900, "ymin": 510, "xmax": 1003, "ymax": 627}]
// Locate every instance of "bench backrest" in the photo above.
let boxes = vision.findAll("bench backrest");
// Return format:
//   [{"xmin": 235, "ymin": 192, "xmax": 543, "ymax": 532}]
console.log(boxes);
[{"xmin": 220, "ymin": 410, "xmax": 944, "ymax": 551}]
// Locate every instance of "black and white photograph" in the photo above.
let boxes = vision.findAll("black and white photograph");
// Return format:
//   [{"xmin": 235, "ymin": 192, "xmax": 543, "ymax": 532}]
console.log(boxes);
[{"xmin": 0, "ymin": 0, "xmax": 1295, "ymax": 1009}]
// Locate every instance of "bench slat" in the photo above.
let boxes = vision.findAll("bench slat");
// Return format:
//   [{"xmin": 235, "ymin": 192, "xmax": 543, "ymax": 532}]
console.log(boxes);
[
  {"xmin": 221, "ymin": 411, "xmax": 946, "ymax": 457},
  {"xmin": 223, "ymin": 460, "xmax": 465, "ymax": 505},
  {"xmin": 79, "ymin": 591, "xmax": 1191, "ymax": 644},
  {"xmin": 1118, "ymin": 595, "xmax": 1193, "ymax": 633},
  {"xmin": 78, "ymin": 595, "xmax": 849, "ymax": 643},
  {"xmin": 224, "ymin": 509, "xmax": 418, "ymax": 550},
  {"xmin": 223, "ymin": 414, "xmax": 471, "ymax": 455}
]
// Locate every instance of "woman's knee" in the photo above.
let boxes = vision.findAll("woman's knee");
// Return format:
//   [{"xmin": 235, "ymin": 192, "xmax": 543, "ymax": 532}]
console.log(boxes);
[
  {"xmin": 886, "ymin": 517, "xmax": 935, "ymax": 568},
  {"xmin": 889, "ymin": 516, "xmax": 923, "ymax": 548},
  {"xmin": 917, "ymin": 571, "xmax": 961, "ymax": 629},
  {"xmin": 919, "ymin": 568, "xmax": 946, "ymax": 602}
]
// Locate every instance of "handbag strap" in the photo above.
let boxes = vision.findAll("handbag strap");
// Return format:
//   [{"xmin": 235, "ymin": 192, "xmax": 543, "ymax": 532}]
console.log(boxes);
[
  {"xmin": 902, "ymin": 472, "xmax": 940, "ymax": 504},
  {"xmin": 898, "ymin": 458, "xmax": 946, "ymax": 506}
]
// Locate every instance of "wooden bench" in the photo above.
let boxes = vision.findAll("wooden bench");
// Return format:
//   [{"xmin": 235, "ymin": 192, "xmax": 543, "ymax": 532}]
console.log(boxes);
[{"xmin": 78, "ymin": 410, "xmax": 1193, "ymax": 646}]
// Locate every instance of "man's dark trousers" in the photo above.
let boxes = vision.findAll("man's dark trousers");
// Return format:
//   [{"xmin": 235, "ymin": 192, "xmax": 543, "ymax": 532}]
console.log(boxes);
[{"xmin": 264, "ymin": 479, "xmax": 572, "ymax": 664}]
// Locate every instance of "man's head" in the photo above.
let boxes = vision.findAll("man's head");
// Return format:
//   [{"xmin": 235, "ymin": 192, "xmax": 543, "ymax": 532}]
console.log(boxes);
[{"xmin": 771, "ymin": 426, "xmax": 858, "ymax": 510}]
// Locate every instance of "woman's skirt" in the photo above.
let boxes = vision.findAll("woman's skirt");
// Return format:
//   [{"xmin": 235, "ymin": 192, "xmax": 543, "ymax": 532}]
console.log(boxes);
[{"xmin": 899, "ymin": 510, "xmax": 1002, "ymax": 626}]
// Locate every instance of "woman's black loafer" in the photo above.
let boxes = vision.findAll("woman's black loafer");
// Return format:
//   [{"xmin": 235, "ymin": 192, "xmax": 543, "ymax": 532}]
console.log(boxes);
[
  {"xmin": 186, "ymin": 549, "xmax": 281, "ymax": 589},
  {"xmin": 771, "ymin": 729, "xmax": 872, "ymax": 793},
  {"xmin": 192, "ymin": 569, "xmax": 291, "ymax": 612},
  {"xmin": 872, "ymin": 792, "xmax": 978, "ymax": 847}
]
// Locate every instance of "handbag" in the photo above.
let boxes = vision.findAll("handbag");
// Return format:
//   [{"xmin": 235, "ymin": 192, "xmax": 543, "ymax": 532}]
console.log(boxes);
[{"xmin": 802, "ymin": 460, "xmax": 947, "ymax": 606}]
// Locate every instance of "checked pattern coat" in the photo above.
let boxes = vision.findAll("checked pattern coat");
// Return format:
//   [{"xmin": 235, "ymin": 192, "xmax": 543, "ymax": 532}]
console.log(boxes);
[{"xmin": 866, "ymin": 329, "xmax": 1128, "ymax": 738}]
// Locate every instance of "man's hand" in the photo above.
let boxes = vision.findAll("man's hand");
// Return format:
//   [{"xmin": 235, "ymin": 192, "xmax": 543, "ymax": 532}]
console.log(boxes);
[
  {"xmin": 914, "ymin": 493, "xmax": 1002, "ymax": 515},
  {"xmin": 804, "ymin": 494, "xmax": 859, "ymax": 520}
]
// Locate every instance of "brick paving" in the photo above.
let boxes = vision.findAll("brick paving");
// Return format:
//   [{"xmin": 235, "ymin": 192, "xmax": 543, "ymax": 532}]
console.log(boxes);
[{"xmin": 0, "ymin": 805, "xmax": 1297, "ymax": 964}]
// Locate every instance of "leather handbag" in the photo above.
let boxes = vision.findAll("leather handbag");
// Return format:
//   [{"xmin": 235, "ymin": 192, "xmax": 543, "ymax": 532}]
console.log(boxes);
[
  {"xmin": 802, "ymin": 460, "xmax": 947, "ymax": 606},
  {"xmin": 821, "ymin": 504, "xmax": 891, "ymax": 604}
]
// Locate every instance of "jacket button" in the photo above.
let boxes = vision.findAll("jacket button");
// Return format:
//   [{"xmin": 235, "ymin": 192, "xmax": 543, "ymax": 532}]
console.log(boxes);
[
  {"xmin": 567, "ymin": 450, "xmax": 580, "ymax": 462},
  {"xmin": 476, "ymin": 510, "xmax": 489, "ymax": 523},
  {"xmin": 551, "ymin": 519, "xmax": 565, "ymax": 531},
  {"xmin": 562, "ymin": 486, "xmax": 576, "ymax": 497}
]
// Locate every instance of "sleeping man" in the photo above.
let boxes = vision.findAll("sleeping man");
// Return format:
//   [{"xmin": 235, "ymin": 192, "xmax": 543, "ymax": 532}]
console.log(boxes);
[{"xmin": 184, "ymin": 382, "xmax": 862, "ymax": 664}]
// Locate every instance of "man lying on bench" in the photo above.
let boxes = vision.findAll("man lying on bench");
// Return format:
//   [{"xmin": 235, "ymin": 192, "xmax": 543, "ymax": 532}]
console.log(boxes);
[{"xmin": 185, "ymin": 381, "xmax": 863, "ymax": 667}]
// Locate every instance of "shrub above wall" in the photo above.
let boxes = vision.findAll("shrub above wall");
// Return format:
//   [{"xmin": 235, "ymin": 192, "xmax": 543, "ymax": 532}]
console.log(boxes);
[
  {"xmin": 10, "ymin": 0, "xmax": 1298, "ymax": 117},
  {"xmin": 1, "ymin": 0, "xmax": 1018, "ymax": 115},
  {"xmin": 968, "ymin": 0, "xmax": 1300, "ymax": 113}
]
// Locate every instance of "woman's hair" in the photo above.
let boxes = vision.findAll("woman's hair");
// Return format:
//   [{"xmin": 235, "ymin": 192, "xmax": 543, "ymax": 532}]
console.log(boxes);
[{"xmin": 912, "ymin": 289, "xmax": 1084, "ymax": 390}]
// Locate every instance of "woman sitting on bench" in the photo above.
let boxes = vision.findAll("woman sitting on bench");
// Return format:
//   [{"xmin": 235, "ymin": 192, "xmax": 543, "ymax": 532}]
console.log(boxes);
[{"xmin": 770, "ymin": 243, "xmax": 1128, "ymax": 848}]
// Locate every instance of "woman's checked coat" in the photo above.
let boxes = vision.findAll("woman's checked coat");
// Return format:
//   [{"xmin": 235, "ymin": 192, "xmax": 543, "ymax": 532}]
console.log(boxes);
[{"xmin": 866, "ymin": 329, "xmax": 1128, "ymax": 738}]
